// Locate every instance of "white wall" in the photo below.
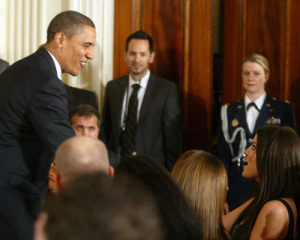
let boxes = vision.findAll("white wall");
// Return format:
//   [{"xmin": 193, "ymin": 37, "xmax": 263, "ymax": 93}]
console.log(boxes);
[{"xmin": 0, "ymin": 0, "xmax": 114, "ymax": 109}]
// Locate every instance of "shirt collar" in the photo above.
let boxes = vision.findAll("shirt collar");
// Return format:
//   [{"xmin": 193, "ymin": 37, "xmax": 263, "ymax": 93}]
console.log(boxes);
[
  {"xmin": 129, "ymin": 70, "xmax": 150, "ymax": 88},
  {"xmin": 46, "ymin": 50, "xmax": 62, "ymax": 80},
  {"xmin": 244, "ymin": 92, "xmax": 266, "ymax": 110}
]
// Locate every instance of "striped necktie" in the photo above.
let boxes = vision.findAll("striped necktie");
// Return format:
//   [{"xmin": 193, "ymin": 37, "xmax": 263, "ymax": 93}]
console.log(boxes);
[{"xmin": 120, "ymin": 84, "xmax": 141, "ymax": 157}]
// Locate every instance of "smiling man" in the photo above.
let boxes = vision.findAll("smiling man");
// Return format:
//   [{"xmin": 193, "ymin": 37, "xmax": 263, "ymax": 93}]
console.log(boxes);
[
  {"xmin": 100, "ymin": 30, "xmax": 182, "ymax": 171},
  {"xmin": 0, "ymin": 11, "xmax": 96, "ymax": 240}
]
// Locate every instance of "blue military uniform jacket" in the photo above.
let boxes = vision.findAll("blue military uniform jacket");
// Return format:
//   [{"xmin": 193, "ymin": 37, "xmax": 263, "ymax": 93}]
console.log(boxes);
[{"xmin": 218, "ymin": 94, "xmax": 296, "ymax": 210}]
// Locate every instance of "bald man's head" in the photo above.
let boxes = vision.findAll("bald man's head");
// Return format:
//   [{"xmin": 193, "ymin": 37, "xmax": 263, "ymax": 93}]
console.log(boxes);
[{"xmin": 55, "ymin": 136, "xmax": 111, "ymax": 187}]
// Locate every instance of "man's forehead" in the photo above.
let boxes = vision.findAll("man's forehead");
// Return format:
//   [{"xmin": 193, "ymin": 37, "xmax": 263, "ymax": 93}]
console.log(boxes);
[
  {"xmin": 73, "ymin": 114, "xmax": 98, "ymax": 121},
  {"xmin": 128, "ymin": 39, "xmax": 150, "ymax": 49}
]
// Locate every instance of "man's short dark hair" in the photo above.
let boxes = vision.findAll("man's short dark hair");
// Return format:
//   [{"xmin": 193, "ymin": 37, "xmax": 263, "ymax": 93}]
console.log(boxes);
[
  {"xmin": 47, "ymin": 10, "xmax": 95, "ymax": 43},
  {"xmin": 45, "ymin": 172, "xmax": 165, "ymax": 240},
  {"xmin": 69, "ymin": 104, "xmax": 100, "ymax": 127},
  {"xmin": 125, "ymin": 30, "xmax": 153, "ymax": 53}
]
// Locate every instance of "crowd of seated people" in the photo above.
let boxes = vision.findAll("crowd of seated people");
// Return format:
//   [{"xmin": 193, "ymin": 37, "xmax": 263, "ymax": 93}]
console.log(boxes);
[{"xmin": 39, "ymin": 123, "xmax": 300, "ymax": 240}]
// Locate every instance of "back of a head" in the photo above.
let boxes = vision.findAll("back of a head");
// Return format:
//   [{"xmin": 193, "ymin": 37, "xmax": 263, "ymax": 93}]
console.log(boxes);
[
  {"xmin": 55, "ymin": 136, "xmax": 109, "ymax": 186},
  {"xmin": 172, "ymin": 150, "xmax": 228, "ymax": 240},
  {"xmin": 115, "ymin": 155, "xmax": 203, "ymax": 240},
  {"xmin": 45, "ymin": 172, "xmax": 165, "ymax": 240},
  {"xmin": 47, "ymin": 10, "xmax": 95, "ymax": 43}
]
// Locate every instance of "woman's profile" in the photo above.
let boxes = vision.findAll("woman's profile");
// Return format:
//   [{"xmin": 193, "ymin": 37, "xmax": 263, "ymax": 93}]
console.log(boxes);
[{"xmin": 223, "ymin": 125, "xmax": 300, "ymax": 240}]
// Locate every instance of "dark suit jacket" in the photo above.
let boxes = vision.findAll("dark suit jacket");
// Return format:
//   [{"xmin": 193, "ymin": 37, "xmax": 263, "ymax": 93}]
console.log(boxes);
[
  {"xmin": 0, "ymin": 48, "xmax": 74, "ymax": 240},
  {"xmin": 100, "ymin": 73, "xmax": 182, "ymax": 170},
  {"xmin": 64, "ymin": 84, "xmax": 98, "ymax": 111},
  {"xmin": 0, "ymin": 58, "xmax": 9, "ymax": 75},
  {"xmin": 218, "ymin": 95, "xmax": 296, "ymax": 210}
]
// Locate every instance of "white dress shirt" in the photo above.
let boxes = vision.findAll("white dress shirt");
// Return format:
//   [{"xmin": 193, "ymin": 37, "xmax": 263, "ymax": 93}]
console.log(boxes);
[
  {"xmin": 46, "ymin": 49, "xmax": 62, "ymax": 80},
  {"xmin": 120, "ymin": 70, "xmax": 150, "ymax": 127},
  {"xmin": 245, "ymin": 92, "xmax": 266, "ymax": 133}
]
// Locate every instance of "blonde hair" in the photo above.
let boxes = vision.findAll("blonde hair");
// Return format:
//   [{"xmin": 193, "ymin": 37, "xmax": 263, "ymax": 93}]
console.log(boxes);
[
  {"xmin": 172, "ymin": 150, "xmax": 229, "ymax": 240},
  {"xmin": 242, "ymin": 53, "xmax": 270, "ymax": 75}
]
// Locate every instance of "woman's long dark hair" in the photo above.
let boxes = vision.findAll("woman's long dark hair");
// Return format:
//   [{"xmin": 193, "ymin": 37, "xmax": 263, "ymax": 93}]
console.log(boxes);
[
  {"xmin": 115, "ymin": 155, "xmax": 203, "ymax": 240},
  {"xmin": 230, "ymin": 125, "xmax": 300, "ymax": 239}
]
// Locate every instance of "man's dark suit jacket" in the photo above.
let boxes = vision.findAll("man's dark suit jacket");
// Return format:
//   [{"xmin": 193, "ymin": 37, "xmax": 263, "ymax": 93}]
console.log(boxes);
[
  {"xmin": 218, "ymin": 95, "xmax": 296, "ymax": 211},
  {"xmin": 0, "ymin": 58, "xmax": 9, "ymax": 75},
  {"xmin": 0, "ymin": 48, "xmax": 74, "ymax": 240},
  {"xmin": 100, "ymin": 73, "xmax": 182, "ymax": 170},
  {"xmin": 64, "ymin": 84, "xmax": 98, "ymax": 111}
]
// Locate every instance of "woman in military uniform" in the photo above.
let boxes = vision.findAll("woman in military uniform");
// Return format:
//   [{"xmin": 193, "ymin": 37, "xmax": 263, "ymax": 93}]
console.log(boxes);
[{"xmin": 218, "ymin": 53, "xmax": 297, "ymax": 211}]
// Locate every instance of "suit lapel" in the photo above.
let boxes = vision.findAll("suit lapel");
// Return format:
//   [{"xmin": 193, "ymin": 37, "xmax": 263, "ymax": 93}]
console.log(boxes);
[
  {"xmin": 36, "ymin": 47, "xmax": 58, "ymax": 77},
  {"xmin": 139, "ymin": 73, "xmax": 157, "ymax": 122}
]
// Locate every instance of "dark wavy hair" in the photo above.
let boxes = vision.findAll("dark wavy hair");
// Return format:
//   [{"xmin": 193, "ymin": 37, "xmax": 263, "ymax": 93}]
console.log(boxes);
[
  {"xmin": 231, "ymin": 125, "xmax": 300, "ymax": 238},
  {"xmin": 115, "ymin": 155, "xmax": 203, "ymax": 240}
]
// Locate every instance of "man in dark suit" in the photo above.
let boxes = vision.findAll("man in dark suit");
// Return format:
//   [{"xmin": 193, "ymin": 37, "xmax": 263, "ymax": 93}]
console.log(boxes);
[
  {"xmin": 0, "ymin": 58, "xmax": 9, "ymax": 75},
  {"xmin": 64, "ymin": 83, "xmax": 98, "ymax": 111},
  {"xmin": 100, "ymin": 30, "xmax": 182, "ymax": 171},
  {"xmin": 0, "ymin": 11, "xmax": 96, "ymax": 240}
]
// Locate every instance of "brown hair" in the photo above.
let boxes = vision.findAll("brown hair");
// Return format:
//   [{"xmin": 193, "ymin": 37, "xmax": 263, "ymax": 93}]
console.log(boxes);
[{"xmin": 172, "ymin": 150, "xmax": 230, "ymax": 240}]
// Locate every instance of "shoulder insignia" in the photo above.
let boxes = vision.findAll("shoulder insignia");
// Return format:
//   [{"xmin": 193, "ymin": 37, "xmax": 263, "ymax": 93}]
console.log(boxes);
[
  {"xmin": 232, "ymin": 118, "xmax": 239, "ymax": 127},
  {"xmin": 285, "ymin": 100, "xmax": 290, "ymax": 103}
]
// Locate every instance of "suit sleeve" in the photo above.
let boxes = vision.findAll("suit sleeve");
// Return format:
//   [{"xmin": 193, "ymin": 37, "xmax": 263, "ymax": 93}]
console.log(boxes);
[
  {"xmin": 162, "ymin": 83, "xmax": 183, "ymax": 170},
  {"xmin": 99, "ymin": 82, "xmax": 112, "ymax": 144},
  {"xmin": 29, "ymin": 79, "xmax": 75, "ymax": 158}
]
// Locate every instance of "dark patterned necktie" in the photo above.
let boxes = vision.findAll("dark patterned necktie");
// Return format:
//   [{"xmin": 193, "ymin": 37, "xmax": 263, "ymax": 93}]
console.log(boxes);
[
  {"xmin": 120, "ymin": 84, "xmax": 141, "ymax": 157},
  {"xmin": 247, "ymin": 102, "xmax": 260, "ymax": 112}
]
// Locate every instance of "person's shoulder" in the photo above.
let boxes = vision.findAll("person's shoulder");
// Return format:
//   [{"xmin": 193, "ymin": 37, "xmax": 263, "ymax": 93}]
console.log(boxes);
[
  {"xmin": 66, "ymin": 84, "xmax": 95, "ymax": 96},
  {"xmin": 266, "ymin": 95, "xmax": 293, "ymax": 107},
  {"xmin": 259, "ymin": 200, "xmax": 291, "ymax": 226},
  {"xmin": 150, "ymin": 73, "xmax": 178, "ymax": 90},
  {"xmin": 151, "ymin": 73, "xmax": 172, "ymax": 83},
  {"xmin": 107, "ymin": 75, "xmax": 128, "ymax": 86},
  {"xmin": 222, "ymin": 100, "xmax": 244, "ymax": 111},
  {"xmin": 261, "ymin": 200, "xmax": 289, "ymax": 215},
  {"xmin": 0, "ymin": 58, "xmax": 9, "ymax": 66},
  {"xmin": 252, "ymin": 200, "xmax": 290, "ymax": 239}
]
